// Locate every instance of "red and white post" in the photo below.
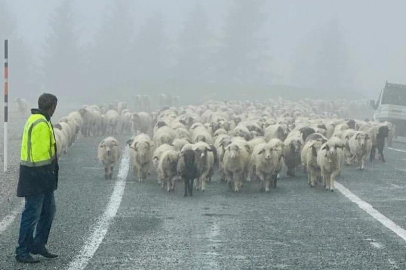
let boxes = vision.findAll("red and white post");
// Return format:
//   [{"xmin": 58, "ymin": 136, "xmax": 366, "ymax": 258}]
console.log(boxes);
[{"xmin": 4, "ymin": 40, "xmax": 8, "ymax": 172}]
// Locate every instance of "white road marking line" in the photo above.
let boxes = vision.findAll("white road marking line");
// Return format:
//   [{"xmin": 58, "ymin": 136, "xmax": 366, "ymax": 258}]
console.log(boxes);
[
  {"xmin": 67, "ymin": 147, "xmax": 130, "ymax": 270},
  {"xmin": 206, "ymin": 221, "xmax": 220, "ymax": 269},
  {"xmin": 388, "ymin": 147, "xmax": 406, "ymax": 153},
  {"xmin": 395, "ymin": 167, "xmax": 406, "ymax": 173},
  {"xmin": 370, "ymin": 242, "xmax": 383, "ymax": 249},
  {"xmin": 335, "ymin": 181, "xmax": 406, "ymax": 242},
  {"xmin": 0, "ymin": 202, "xmax": 23, "ymax": 235}
]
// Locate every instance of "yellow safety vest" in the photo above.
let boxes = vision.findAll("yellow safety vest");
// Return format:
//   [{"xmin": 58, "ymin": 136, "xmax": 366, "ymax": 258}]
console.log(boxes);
[{"xmin": 20, "ymin": 114, "xmax": 56, "ymax": 167}]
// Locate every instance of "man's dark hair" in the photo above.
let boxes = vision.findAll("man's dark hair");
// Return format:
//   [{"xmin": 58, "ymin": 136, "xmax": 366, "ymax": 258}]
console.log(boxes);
[{"xmin": 38, "ymin": 93, "xmax": 58, "ymax": 111}]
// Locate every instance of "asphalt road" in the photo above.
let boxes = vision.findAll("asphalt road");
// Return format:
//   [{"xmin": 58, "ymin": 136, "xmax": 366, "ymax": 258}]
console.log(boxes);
[{"xmin": 0, "ymin": 136, "xmax": 406, "ymax": 269}]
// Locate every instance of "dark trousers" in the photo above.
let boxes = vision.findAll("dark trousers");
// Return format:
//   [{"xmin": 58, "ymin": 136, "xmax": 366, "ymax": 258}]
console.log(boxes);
[{"xmin": 16, "ymin": 192, "xmax": 56, "ymax": 257}]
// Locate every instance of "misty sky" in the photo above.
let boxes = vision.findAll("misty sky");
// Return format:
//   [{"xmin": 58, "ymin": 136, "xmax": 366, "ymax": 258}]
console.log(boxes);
[{"xmin": 4, "ymin": 0, "xmax": 406, "ymax": 99}]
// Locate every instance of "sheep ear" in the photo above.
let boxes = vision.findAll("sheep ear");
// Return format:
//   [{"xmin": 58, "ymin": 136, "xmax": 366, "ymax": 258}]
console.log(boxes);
[
  {"xmin": 100, "ymin": 140, "xmax": 105, "ymax": 147},
  {"xmin": 355, "ymin": 133, "xmax": 360, "ymax": 139},
  {"xmin": 126, "ymin": 139, "xmax": 133, "ymax": 146},
  {"xmin": 112, "ymin": 140, "xmax": 118, "ymax": 146},
  {"xmin": 365, "ymin": 134, "xmax": 370, "ymax": 140},
  {"xmin": 206, "ymin": 146, "xmax": 213, "ymax": 152},
  {"xmin": 145, "ymin": 141, "xmax": 150, "ymax": 148},
  {"xmin": 54, "ymin": 123, "xmax": 63, "ymax": 130}
]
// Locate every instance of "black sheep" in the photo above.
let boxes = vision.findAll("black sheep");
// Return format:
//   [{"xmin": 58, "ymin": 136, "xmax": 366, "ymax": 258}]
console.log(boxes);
[
  {"xmin": 370, "ymin": 125, "xmax": 390, "ymax": 162},
  {"xmin": 177, "ymin": 149, "xmax": 199, "ymax": 197},
  {"xmin": 299, "ymin": 127, "xmax": 316, "ymax": 142}
]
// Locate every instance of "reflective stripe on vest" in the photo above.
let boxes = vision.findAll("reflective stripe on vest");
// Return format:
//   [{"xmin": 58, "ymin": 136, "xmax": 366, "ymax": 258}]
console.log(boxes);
[{"xmin": 20, "ymin": 118, "xmax": 55, "ymax": 167}]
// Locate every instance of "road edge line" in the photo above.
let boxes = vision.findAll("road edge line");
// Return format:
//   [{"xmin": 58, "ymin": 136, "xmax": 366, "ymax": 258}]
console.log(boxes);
[
  {"xmin": 67, "ymin": 146, "xmax": 130, "ymax": 270},
  {"xmin": 335, "ymin": 181, "xmax": 406, "ymax": 242}
]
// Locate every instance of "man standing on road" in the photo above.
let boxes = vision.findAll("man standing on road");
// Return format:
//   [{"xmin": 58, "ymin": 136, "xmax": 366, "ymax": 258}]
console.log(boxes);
[{"xmin": 15, "ymin": 93, "xmax": 59, "ymax": 264}]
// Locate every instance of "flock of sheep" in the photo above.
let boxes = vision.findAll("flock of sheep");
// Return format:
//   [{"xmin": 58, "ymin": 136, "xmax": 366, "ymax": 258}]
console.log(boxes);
[{"xmin": 45, "ymin": 97, "xmax": 393, "ymax": 196}]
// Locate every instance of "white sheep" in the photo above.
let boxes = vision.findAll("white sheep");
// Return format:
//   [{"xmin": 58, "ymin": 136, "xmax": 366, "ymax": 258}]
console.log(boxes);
[
  {"xmin": 223, "ymin": 142, "xmax": 250, "ymax": 192},
  {"xmin": 317, "ymin": 141, "xmax": 341, "ymax": 191},
  {"xmin": 120, "ymin": 111, "xmax": 132, "ymax": 135},
  {"xmin": 264, "ymin": 124, "xmax": 288, "ymax": 142},
  {"xmin": 175, "ymin": 127, "xmax": 192, "ymax": 142},
  {"xmin": 131, "ymin": 112, "xmax": 152, "ymax": 135},
  {"xmin": 158, "ymin": 150, "xmax": 180, "ymax": 191},
  {"xmin": 97, "ymin": 137, "xmax": 121, "ymax": 179},
  {"xmin": 268, "ymin": 138, "xmax": 285, "ymax": 188},
  {"xmin": 129, "ymin": 134, "xmax": 154, "ymax": 182},
  {"xmin": 192, "ymin": 126, "xmax": 214, "ymax": 144},
  {"xmin": 153, "ymin": 126, "xmax": 176, "ymax": 147},
  {"xmin": 214, "ymin": 135, "xmax": 232, "ymax": 182},
  {"xmin": 192, "ymin": 142, "xmax": 215, "ymax": 191},
  {"xmin": 349, "ymin": 131, "xmax": 372, "ymax": 170},
  {"xmin": 302, "ymin": 139, "xmax": 324, "ymax": 187},
  {"xmin": 15, "ymin": 98, "xmax": 29, "ymax": 117},
  {"xmin": 53, "ymin": 124, "xmax": 68, "ymax": 156},
  {"xmin": 79, "ymin": 107, "xmax": 94, "ymax": 137},
  {"xmin": 58, "ymin": 122, "xmax": 73, "ymax": 149},
  {"xmin": 152, "ymin": 144, "xmax": 175, "ymax": 180},
  {"xmin": 59, "ymin": 115, "xmax": 80, "ymax": 144},
  {"xmin": 249, "ymin": 143, "xmax": 272, "ymax": 191},
  {"xmin": 341, "ymin": 129, "xmax": 356, "ymax": 165},
  {"xmin": 172, "ymin": 138, "xmax": 190, "ymax": 151},
  {"xmin": 105, "ymin": 110, "xmax": 120, "ymax": 135}
]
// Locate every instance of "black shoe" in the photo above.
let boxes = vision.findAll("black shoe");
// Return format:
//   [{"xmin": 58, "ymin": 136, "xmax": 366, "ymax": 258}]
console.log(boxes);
[
  {"xmin": 16, "ymin": 254, "xmax": 40, "ymax": 263},
  {"xmin": 31, "ymin": 248, "xmax": 58, "ymax": 259}
]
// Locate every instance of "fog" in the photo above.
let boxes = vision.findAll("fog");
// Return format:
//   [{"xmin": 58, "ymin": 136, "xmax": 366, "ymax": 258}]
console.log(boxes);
[{"xmin": 1, "ymin": 0, "xmax": 406, "ymax": 105}]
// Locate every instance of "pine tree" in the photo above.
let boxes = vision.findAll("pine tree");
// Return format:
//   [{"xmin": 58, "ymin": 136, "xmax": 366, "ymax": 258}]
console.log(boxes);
[
  {"xmin": 215, "ymin": 0, "xmax": 270, "ymax": 86},
  {"xmin": 42, "ymin": 0, "xmax": 84, "ymax": 99},
  {"xmin": 174, "ymin": 4, "xmax": 212, "ymax": 84},
  {"xmin": 0, "ymin": 0, "xmax": 36, "ymax": 100},
  {"xmin": 88, "ymin": 0, "xmax": 135, "ymax": 99},
  {"xmin": 133, "ymin": 12, "xmax": 168, "ymax": 91}
]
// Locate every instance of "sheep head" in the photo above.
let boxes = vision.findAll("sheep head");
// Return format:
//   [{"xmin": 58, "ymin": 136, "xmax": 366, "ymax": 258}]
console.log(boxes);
[
  {"xmin": 226, "ymin": 144, "xmax": 240, "ymax": 159},
  {"xmin": 100, "ymin": 139, "xmax": 118, "ymax": 156},
  {"xmin": 355, "ymin": 132, "xmax": 369, "ymax": 147},
  {"xmin": 258, "ymin": 146, "xmax": 272, "ymax": 160},
  {"xmin": 290, "ymin": 139, "xmax": 302, "ymax": 153},
  {"xmin": 378, "ymin": 126, "xmax": 389, "ymax": 138},
  {"xmin": 193, "ymin": 144, "xmax": 212, "ymax": 159}
]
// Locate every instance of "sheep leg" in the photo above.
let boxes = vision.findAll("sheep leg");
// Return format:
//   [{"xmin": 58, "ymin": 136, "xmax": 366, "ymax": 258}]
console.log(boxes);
[
  {"xmin": 137, "ymin": 167, "xmax": 143, "ymax": 182},
  {"xmin": 309, "ymin": 172, "xmax": 315, "ymax": 187},
  {"xmin": 264, "ymin": 177, "xmax": 270, "ymax": 192},
  {"xmin": 272, "ymin": 174, "xmax": 277, "ymax": 189},
  {"xmin": 195, "ymin": 177, "xmax": 201, "ymax": 190},
  {"xmin": 109, "ymin": 167, "xmax": 113, "ymax": 179},
  {"xmin": 258, "ymin": 172, "xmax": 266, "ymax": 192},
  {"xmin": 104, "ymin": 167, "xmax": 109, "ymax": 180},
  {"xmin": 287, "ymin": 165, "xmax": 295, "ymax": 177},
  {"xmin": 170, "ymin": 176, "xmax": 176, "ymax": 192},
  {"xmin": 184, "ymin": 178, "xmax": 188, "ymax": 197},
  {"xmin": 189, "ymin": 179, "xmax": 194, "ymax": 196},
  {"xmin": 378, "ymin": 147, "xmax": 385, "ymax": 163},
  {"xmin": 330, "ymin": 171, "xmax": 338, "ymax": 192},
  {"xmin": 369, "ymin": 146, "xmax": 376, "ymax": 162},
  {"xmin": 360, "ymin": 156, "xmax": 365, "ymax": 170},
  {"xmin": 201, "ymin": 175, "xmax": 206, "ymax": 192},
  {"xmin": 133, "ymin": 165, "xmax": 138, "ymax": 180},
  {"xmin": 233, "ymin": 173, "xmax": 240, "ymax": 192}
]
